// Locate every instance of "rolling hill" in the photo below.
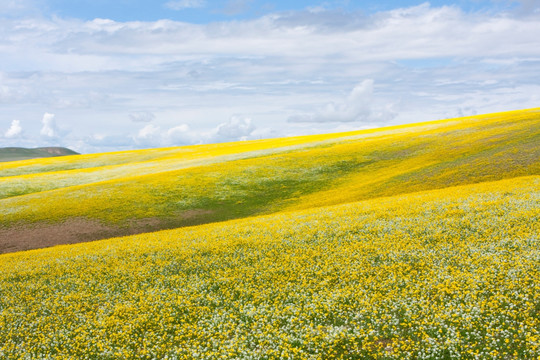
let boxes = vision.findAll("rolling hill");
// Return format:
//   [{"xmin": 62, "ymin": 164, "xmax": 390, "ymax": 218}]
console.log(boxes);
[
  {"xmin": 1, "ymin": 108, "xmax": 539, "ymax": 253},
  {"xmin": 0, "ymin": 147, "xmax": 79, "ymax": 162},
  {"xmin": 1, "ymin": 174, "xmax": 538, "ymax": 358},
  {"xmin": 1, "ymin": 108, "xmax": 539, "ymax": 359}
]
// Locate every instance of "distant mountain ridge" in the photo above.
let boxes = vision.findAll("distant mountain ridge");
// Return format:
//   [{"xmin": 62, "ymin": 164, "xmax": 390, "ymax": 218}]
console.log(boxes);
[{"xmin": 0, "ymin": 147, "xmax": 79, "ymax": 162}]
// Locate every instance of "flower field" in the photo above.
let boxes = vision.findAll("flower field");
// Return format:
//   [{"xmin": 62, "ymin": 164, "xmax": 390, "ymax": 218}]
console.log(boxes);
[
  {"xmin": 1, "ymin": 108, "xmax": 539, "ymax": 248},
  {"xmin": 1, "ymin": 175, "xmax": 539, "ymax": 359},
  {"xmin": 1, "ymin": 108, "xmax": 540, "ymax": 358}
]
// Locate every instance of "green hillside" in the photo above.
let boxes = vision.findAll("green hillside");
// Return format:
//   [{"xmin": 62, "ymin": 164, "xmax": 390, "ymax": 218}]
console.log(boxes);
[
  {"xmin": 0, "ymin": 147, "xmax": 79, "ymax": 162},
  {"xmin": 1, "ymin": 108, "xmax": 539, "ymax": 253}
]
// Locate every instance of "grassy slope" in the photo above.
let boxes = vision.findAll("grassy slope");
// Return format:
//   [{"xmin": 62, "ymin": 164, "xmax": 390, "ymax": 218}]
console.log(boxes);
[
  {"xmin": 0, "ymin": 147, "xmax": 78, "ymax": 162},
  {"xmin": 1, "ymin": 175, "xmax": 538, "ymax": 358},
  {"xmin": 1, "ymin": 109, "xmax": 539, "ymax": 358},
  {"xmin": 1, "ymin": 108, "xmax": 539, "ymax": 237}
]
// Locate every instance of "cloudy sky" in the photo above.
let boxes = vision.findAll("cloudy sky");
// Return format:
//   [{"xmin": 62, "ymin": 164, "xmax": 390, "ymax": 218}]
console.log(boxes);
[{"xmin": 1, "ymin": 0, "xmax": 539, "ymax": 153}]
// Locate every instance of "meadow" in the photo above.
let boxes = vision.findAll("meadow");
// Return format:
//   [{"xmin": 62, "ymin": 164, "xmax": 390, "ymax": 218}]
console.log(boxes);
[
  {"xmin": 0, "ymin": 147, "xmax": 78, "ymax": 163},
  {"xmin": 0, "ymin": 108, "xmax": 539, "ymax": 359},
  {"xmin": 1, "ymin": 108, "xmax": 539, "ymax": 252},
  {"xmin": 0, "ymin": 176, "xmax": 538, "ymax": 359}
]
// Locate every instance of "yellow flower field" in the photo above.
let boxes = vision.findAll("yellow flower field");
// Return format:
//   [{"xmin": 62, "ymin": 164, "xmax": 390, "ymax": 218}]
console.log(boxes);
[
  {"xmin": 1, "ymin": 175, "xmax": 539, "ymax": 359},
  {"xmin": 1, "ymin": 108, "xmax": 539, "ymax": 238}
]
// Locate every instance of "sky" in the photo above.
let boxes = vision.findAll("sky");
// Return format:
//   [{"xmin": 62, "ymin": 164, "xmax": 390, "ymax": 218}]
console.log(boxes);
[{"xmin": 1, "ymin": 0, "xmax": 539, "ymax": 153}]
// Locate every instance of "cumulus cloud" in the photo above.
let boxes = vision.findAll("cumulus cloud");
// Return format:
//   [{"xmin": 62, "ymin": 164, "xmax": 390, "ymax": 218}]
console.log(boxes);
[
  {"xmin": 129, "ymin": 111, "xmax": 156, "ymax": 123},
  {"xmin": 134, "ymin": 124, "xmax": 161, "ymax": 146},
  {"xmin": 211, "ymin": 116, "xmax": 255, "ymax": 142},
  {"xmin": 4, "ymin": 4, "xmax": 540, "ymax": 74},
  {"xmin": 40, "ymin": 113, "xmax": 58, "ymax": 138},
  {"xmin": 164, "ymin": 0, "xmax": 205, "ymax": 10},
  {"xmin": 133, "ymin": 123, "xmax": 194, "ymax": 148},
  {"xmin": 2, "ymin": 3, "xmax": 540, "ymax": 152},
  {"xmin": 288, "ymin": 80, "xmax": 396, "ymax": 123},
  {"xmin": 132, "ymin": 116, "xmax": 257, "ymax": 149},
  {"xmin": 166, "ymin": 124, "xmax": 194, "ymax": 145},
  {"xmin": 5, "ymin": 119, "xmax": 22, "ymax": 138}
]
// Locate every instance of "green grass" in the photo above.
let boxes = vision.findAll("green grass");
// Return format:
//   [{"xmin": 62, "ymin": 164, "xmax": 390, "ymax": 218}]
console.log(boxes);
[{"xmin": 0, "ymin": 147, "xmax": 78, "ymax": 162}]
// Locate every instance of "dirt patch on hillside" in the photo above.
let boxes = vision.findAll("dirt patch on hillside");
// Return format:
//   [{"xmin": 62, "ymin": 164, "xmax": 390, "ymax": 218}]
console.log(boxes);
[
  {"xmin": 0, "ymin": 209, "xmax": 216, "ymax": 254},
  {"xmin": 0, "ymin": 219, "xmax": 119, "ymax": 254}
]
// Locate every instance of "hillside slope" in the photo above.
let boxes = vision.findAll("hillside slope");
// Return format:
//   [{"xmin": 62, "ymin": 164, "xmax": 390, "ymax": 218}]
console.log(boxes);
[
  {"xmin": 0, "ymin": 147, "xmax": 79, "ymax": 162},
  {"xmin": 1, "ymin": 175, "xmax": 538, "ymax": 358},
  {"xmin": 1, "ymin": 108, "xmax": 539, "ymax": 253}
]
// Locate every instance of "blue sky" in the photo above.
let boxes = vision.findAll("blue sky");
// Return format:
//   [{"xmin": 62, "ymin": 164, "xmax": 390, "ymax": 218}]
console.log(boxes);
[
  {"xmin": 41, "ymin": 0, "xmax": 516, "ymax": 22},
  {"xmin": 1, "ymin": 0, "xmax": 539, "ymax": 152}
]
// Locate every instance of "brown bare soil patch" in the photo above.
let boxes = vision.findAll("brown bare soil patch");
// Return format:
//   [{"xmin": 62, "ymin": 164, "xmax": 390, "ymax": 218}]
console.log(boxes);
[
  {"xmin": 0, "ymin": 218, "xmax": 117, "ymax": 254},
  {"xmin": 0, "ymin": 209, "xmax": 215, "ymax": 254},
  {"xmin": 0, "ymin": 219, "xmax": 124, "ymax": 254}
]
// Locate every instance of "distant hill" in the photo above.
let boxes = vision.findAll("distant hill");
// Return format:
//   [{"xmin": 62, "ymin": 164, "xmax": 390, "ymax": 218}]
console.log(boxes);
[{"xmin": 0, "ymin": 147, "xmax": 79, "ymax": 162}]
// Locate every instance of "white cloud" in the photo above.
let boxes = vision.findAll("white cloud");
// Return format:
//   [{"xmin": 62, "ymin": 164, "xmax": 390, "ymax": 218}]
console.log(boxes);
[
  {"xmin": 5, "ymin": 119, "xmax": 22, "ymax": 138},
  {"xmin": 511, "ymin": 0, "xmax": 540, "ymax": 15},
  {"xmin": 84, "ymin": 134, "xmax": 135, "ymax": 149},
  {"xmin": 129, "ymin": 111, "xmax": 156, "ymax": 123},
  {"xmin": 3, "ymin": 5, "xmax": 540, "ymax": 76},
  {"xmin": 134, "ymin": 124, "xmax": 161, "ymax": 146},
  {"xmin": 40, "ymin": 113, "xmax": 58, "ymax": 138},
  {"xmin": 0, "ymin": 0, "xmax": 38, "ymax": 16},
  {"xmin": 211, "ymin": 116, "xmax": 255, "ymax": 142},
  {"xmin": 288, "ymin": 80, "xmax": 396, "ymax": 123},
  {"xmin": 2, "ymin": 3, "xmax": 535, "ymax": 73},
  {"xmin": 166, "ymin": 124, "xmax": 194, "ymax": 145},
  {"xmin": 133, "ymin": 123, "xmax": 194, "ymax": 147},
  {"xmin": 1, "ymin": 4, "xmax": 540, "ymax": 152},
  {"xmin": 164, "ymin": 0, "xmax": 206, "ymax": 10},
  {"xmin": 132, "ymin": 116, "xmax": 257, "ymax": 149}
]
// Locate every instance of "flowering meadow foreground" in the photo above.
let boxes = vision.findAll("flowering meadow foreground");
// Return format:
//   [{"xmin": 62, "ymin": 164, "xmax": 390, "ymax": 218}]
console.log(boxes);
[
  {"xmin": 1, "ymin": 175, "xmax": 539, "ymax": 359},
  {"xmin": 1, "ymin": 109, "xmax": 539, "ymax": 359}
]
